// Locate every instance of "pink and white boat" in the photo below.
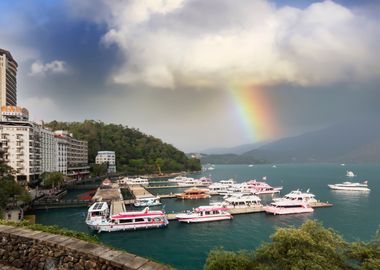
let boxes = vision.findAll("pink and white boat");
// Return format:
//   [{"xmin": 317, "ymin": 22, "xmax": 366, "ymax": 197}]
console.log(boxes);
[
  {"xmin": 263, "ymin": 199, "xmax": 314, "ymax": 215},
  {"xmin": 243, "ymin": 180, "xmax": 282, "ymax": 194},
  {"xmin": 176, "ymin": 205, "xmax": 233, "ymax": 223},
  {"xmin": 86, "ymin": 202, "xmax": 168, "ymax": 232}
]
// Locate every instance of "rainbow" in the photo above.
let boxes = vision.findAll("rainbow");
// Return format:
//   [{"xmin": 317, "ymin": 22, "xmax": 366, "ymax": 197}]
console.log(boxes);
[{"xmin": 228, "ymin": 85, "xmax": 278, "ymax": 142}]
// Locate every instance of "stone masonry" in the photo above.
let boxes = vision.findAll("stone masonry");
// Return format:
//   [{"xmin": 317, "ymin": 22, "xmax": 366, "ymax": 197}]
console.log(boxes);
[{"xmin": 0, "ymin": 225, "xmax": 172, "ymax": 270}]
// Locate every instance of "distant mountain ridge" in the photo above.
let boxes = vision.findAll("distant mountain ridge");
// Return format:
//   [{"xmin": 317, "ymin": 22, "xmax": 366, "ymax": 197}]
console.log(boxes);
[{"xmin": 201, "ymin": 117, "xmax": 380, "ymax": 164}]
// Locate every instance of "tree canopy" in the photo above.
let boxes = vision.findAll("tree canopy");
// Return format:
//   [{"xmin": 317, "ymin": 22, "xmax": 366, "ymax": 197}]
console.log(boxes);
[
  {"xmin": 46, "ymin": 120, "xmax": 201, "ymax": 174},
  {"xmin": 204, "ymin": 220, "xmax": 380, "ymax": 270}
]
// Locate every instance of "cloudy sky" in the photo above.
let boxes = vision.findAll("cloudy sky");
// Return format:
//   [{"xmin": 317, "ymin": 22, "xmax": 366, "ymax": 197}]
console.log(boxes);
[{"xmin": 1, "ymin": 0, "xmax": 379, "ymax": 152}]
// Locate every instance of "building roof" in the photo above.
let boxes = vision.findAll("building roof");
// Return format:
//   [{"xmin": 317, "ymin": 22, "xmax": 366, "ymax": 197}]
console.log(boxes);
[{"xmin": 0, "ymin": 48, "xmax": 18, "ymax": 67}]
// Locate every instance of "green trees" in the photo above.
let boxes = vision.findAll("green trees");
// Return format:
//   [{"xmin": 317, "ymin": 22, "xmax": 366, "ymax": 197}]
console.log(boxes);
[
  {"xmin": 46, "ymin": 120, "xmax": 201, "ymax": 174},
  {"xmin": 204, "ymin": 220, "xmax": 380, "ymax": 270},
  {"xmin": 91, "ymin": 163, "xmax": 108, "ymax": 177},
  {"xmin": 0, "ymin": 163, "xmax": 30, "ymax": 218},
  {"xmin": 41, "ymin": 172, "xmax": 64, "ymax": 189}
]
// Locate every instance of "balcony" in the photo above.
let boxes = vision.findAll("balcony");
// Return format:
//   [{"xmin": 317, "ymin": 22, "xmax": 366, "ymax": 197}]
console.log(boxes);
[{"xmin": 1, "ymin": 138, "xmax": 9, "ymax": 142}]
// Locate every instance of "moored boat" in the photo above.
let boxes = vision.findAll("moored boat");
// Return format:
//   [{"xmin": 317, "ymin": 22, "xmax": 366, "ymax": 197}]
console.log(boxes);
[
  {"xmin": 328, "ymin": 181, "xmax": 370, "ymax": 191},
  {"xmin": 263, "ymin": 199, "xmax": 314, "ymax": 215},
  {"xmin": 134, "ymin": 196, "xmax": 161, "ymax": 207},
  {"xmin": 274, "ymin": 189, "xmax": 317, "ymax": 205},
  {"xmin": 223, "ymin": 194, "xmax": 262, "ymax": 208},
  {"xmin": 176, "ymin": 205, "xmax": 232, "ymax": 223},
  {"xmin": 242, "ymin": 180, "xmax": 282, "ymax": 195},
  {"xmin": 118, "ymin": 177, "xmax": 149, "ymax": 186},
  {"xmin": 86, "ymin": 202, "xmax": 168, "ymax": 232}
]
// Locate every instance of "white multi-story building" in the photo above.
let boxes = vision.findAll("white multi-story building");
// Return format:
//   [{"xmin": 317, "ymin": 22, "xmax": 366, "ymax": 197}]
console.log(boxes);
[
  {"xmin": 54, "ymin": 130, "xmax": 89, "ymax": 179},
  {"xmin": 40, "ymin": 126, "xmax": 57, "ymax": 173},
  {"xmin": 0, "ymin": 119, "xmax": 41, "ymax": 184},
  {"xmin": 95, "ymin": 151, "xmax": 116, "ymax": 173},
  {"xmin": 55, "ymin": 136, "xmax": 67, "ymax": 175}
]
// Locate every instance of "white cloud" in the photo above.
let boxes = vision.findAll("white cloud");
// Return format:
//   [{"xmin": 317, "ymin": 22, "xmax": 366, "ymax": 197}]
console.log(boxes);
[
  {"xmin": 29, "ymin": 60, "xmax": 68, "ymax": 77},
  {"xmin": 66, "ymin": 0, "xmax": 380, "ymax": 89}
]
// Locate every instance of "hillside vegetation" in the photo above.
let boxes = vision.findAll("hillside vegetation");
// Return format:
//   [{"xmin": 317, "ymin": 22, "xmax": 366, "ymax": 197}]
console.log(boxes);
[{"xmin": 46, "ymin": 120, "xmax": 201, "ymax": 174}]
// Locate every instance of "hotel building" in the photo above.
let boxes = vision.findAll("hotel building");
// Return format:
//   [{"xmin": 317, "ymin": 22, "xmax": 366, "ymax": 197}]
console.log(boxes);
[{"xmin": 95, "ymin": 151, "xmax": 116, "ymax": 173}]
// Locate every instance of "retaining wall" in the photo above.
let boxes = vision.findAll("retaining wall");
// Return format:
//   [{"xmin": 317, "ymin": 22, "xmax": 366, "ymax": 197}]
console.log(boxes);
[{"xmin": 0, "ymin": 225, "xmax": 171, "ymax": 270}]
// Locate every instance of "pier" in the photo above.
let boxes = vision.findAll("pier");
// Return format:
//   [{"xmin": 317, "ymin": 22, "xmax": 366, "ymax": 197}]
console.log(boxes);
[{"xmin": 92, "ymin": 183, "xmax": 123, "ymax": 202}]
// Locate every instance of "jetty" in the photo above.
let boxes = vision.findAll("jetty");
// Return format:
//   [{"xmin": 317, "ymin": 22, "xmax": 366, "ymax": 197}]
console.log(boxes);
[{"xmin": 92, "ymin": 183, "xmax": 123, "ymax": 202}]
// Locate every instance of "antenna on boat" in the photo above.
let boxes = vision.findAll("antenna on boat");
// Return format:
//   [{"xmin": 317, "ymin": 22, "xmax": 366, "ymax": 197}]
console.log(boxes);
[{"xmin": 306, "ymin": 189, "xmax": 310, "ymax": 193}]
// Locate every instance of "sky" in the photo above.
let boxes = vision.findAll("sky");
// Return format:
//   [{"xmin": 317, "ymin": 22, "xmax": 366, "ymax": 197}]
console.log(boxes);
[{"xmin": 1, "ymin": 0, "xmax": 380, "ymax": 152}]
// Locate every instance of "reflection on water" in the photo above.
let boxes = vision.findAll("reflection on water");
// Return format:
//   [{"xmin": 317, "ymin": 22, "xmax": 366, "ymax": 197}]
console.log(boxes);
[{"xmin": 330, "ymin": 190, "xmax": 370, "ymax": 204}]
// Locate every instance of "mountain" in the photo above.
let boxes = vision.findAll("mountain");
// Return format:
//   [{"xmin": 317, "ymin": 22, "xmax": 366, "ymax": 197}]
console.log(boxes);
[
  {"xmin": 200, "ymin": 141, "xmax": 268, "ymax": 155},
  {"xmin": 201, "ymin": 117, "xmax": 380, "ymax": 164},
  {"xmin": 243, "ymin": 117, "xmax": 380, "ymax": 163},
  {"xmin": 46, "ymin": 120, "xmax": 201, "ymax": 174}
]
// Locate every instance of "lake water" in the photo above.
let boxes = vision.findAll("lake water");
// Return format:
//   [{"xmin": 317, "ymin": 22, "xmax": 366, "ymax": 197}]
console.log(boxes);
[{"xmin": 33, "ymin": 164, "xmax": 380, "ymax": 270}]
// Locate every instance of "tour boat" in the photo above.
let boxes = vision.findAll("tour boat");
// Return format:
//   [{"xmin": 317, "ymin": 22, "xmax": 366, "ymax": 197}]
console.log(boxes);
[
  {"xmin": 176, "ymin": 188, "xmax": 211, "ymax": 200},
  {"xmin": 119, "ymin": 177, "xmax": 149, "ymax": 186},
  {"xmin": 223, "ymin": 194, "xmax": 262, "ymax": 208},
  {"xmin": 263, "ymin": 199, "xmax": 314, "ymax": 215},
  {"xmin": 273, "ymin": 189, "xmax": 317, "ymax": 205},
  {"xmin": 242, "ymin": 180, "xmax": 282, "ymax": 194},
  {"xmin": 176, "ymin": 205, "xmax": 232, "ymax": 223},
  {"xmin": 346, "ymin": 170, "xmax": 356, "ymax": 177},
  {"xmin": 176, "ymin": 177, "xmax": 212, "ymax": 187},
  {"xmin": 328, "ymin": 181, "xmax": 370, "ymax": 191},
  {"xmin": 134, "ymin": 196, "xmax": 161, "ymax": 207},
  {"xmin": 168, "ymin": 176, "xmax": 194, "ymax": 183},
  {"xmin": 219, "ymin": 179, "xmax": 235, "ymax": 186},
  {"xmin": 208, "ymin": 183, "xmax": 231, "ymax": 195},
  {"xmin": 86, "ymin": 202, "xmax": 168, "ymax": 232}
]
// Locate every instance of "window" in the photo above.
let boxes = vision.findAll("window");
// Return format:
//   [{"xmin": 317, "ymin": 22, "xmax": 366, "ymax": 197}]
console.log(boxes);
[
  {"xmin": 135, "ymin": 218, "xmax": 145, "ymax": 222},
  {"xmin": 119, "ymin": 219, "xmax": 133, "ymax": 224}
]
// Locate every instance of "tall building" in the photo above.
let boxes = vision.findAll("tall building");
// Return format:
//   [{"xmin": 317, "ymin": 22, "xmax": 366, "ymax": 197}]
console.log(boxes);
[
  {"xmin": 40, "ymin": 127, "xmax": 57, "ymax": 173},
  {"xmin": 95, "ymin": 151, "xmax": 116, "ymax": 173},
  {"xmin": 0, "ymin": 49, "xmax": 18, "ymax": 106}
]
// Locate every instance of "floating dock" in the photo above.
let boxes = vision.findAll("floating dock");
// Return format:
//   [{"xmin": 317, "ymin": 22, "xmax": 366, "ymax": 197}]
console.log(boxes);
[
  {"xmin": 309, "ymin": 201, "xmax": 333, "ymax": 208},
  {"xmin": 110, "ymin": 200, "xmax": 126, "ymax": 216},
  {"xmin": 92, "ymin": 183, "xmax": 123, "ymax": 201}
]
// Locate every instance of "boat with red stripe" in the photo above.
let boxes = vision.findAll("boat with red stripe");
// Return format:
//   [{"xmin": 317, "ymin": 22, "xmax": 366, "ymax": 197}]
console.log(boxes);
[
  {"xmin": 86, "ymin": 202, "xmax": 168, "ymax": 232},
  {"xmin": 176, "ymin": 205, "xmax": 233, "ymax": 223}
]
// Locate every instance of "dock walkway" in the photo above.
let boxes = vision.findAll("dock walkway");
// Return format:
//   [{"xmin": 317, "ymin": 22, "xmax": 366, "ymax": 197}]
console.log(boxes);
[
  {"xmin": 92, "ymin": 183, "xmax": 123, "ymax": 201},
  {"xmin": 111, "ymin": 200, "xmax": 126, "ymax": 216},
  {"xmin": 128, "ymin": 185, "xmax": 155, "ymax": 199}
]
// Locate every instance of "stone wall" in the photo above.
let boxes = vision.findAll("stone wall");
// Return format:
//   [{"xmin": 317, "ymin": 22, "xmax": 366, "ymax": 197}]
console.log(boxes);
[{"xmin": 0, "ymin": 225, "xmax": 172, "ymax": 270}]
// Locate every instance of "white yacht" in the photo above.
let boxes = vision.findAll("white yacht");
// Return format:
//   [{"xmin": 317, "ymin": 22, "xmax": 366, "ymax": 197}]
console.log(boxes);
[
  {"xmin": 223, "ymin": 194, "xmax": 262, "ymax": 208},
  {"xmin": 176, "ymin": 205, "xmax": 232, "ymax": 223},
  {"xmin": 273, "ymin": 189, "xmax": 317, "ymax": 205},
  {"xmin": 208, "ymin": 183, "xmax": 230, "ymax": 195},
  {"xmin": 346, "ymin": 171, "xmax": 356, "ymax": 177},
  {"xmin": 328, "ymin": 181, "xmax": 370, "ymax": 191},
  {"xmin": 118, "ymin": 177, "xmax": 149, "ymax": 186},
  {"xmin": 134, "ymin": 196, "xmax": 161, "ymax": 207},
  {"xmin": 264, "ymin": 199, "xmax": 314, "ymax": 215}
]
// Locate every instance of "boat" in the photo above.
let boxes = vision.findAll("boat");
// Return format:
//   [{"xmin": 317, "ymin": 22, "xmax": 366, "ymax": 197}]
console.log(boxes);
[
  {"xmin": 168, "ymin": 176, "xmax": 194, "ymax": 183},
  {"xmin": 242, "ymin": 180, "xmax": 282, "ymax": 194},
  {"xmin": 208, "ymin": 183, "xmax": 230, "ymax": 195},
  {"xmin": 176, "ymin": 177, "xmax": 212, "ymax": 187},
  {"xmin": 219, "ymin": 179, "xmax": 235, "ymax": 186},
  {"xmin": 223, "ymin": 194, "xmax": 262, "ymax": 208},
  {"xmin": 118, "ymin": 177, "xmax": 149, "ymax": 186},
  {"xmin": 134, "ymin": 196, "xmax": 161, "ymax": 207},
  {"xmin": 346, "ymin": 171, "xmax": 356, "ymax": 177},
  {"xmin": 86, "ymin": 202, "xmax": 168, "ymax": 232},
  {"xmin": 176, "ymin": 205, "xmax": 232, "ymax": 223},
  {"xmin": 248, "ymin": 164, "xmax": 254, "ymax": 167},
  {"xmin": 176, "ymin": 188, "xmax": 211, "ymax": 200},
  {"xmin": 341, "ymin": 163, "xmax": 346, "ymax": 166},
  {"xmin": 328, "ymin": 181, "xmax": 370, "ymax": 191},
  {"xmin": 273, "ymin": 189, "xmax": 317, "ymax": 205},
  {"xmin": 272, "ymin": 165, "xmax": 277, "ymax": 168},
  {"xmin": 263, "ymin": 199, "xmax": 314, "ymax": 215}
]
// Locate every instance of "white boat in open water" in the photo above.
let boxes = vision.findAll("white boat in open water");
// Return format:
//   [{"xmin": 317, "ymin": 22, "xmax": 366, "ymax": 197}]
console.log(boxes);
[
  {"xmin": 328, "ymin": 181, "xmax": 370, "ymax": 191},
  {"xmin": 346, "ymin": 170, "xmax": 356, "ymax": 177},
  {"xmin": 176, "ymin": 205, "xmax": 233, "ymax": 223},
  {"xmin": 86, "ymin": 202, "xmax": 168, "ymax": 232}
]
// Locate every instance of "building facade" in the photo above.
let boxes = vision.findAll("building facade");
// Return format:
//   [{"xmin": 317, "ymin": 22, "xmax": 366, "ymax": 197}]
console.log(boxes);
[
  {"xmin": 40, "ymin": 127, "xmax": 57, "ymax": 173},
  {"xmin": 0, "ymin": 120, "xmax": 41, "ymax": 183},
  {"xmin": 54, "ymin": 130, "xmax": 89, "ymax": 179},
  {"xmin": 95, "ymin": 151, "xmax": 116, "ymax": 173},
  {"xmin": 0, "ymin": 49, "xmax": 17, "ymax": 106}
]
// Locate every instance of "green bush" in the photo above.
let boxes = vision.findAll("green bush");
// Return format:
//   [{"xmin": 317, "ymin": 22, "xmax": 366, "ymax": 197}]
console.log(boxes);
[{"xmin": 204, "ymin": 220, "xmax": 380, "ymax": 270}]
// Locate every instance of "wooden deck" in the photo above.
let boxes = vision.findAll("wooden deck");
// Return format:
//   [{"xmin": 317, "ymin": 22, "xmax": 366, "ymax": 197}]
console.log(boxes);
[{"xmin": 111, "ymin": 200, "xmax": 126, "ymax": 216}]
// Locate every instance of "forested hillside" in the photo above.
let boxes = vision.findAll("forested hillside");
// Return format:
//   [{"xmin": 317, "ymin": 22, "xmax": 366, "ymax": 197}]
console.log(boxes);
[{"xmin": 46, "ymin": 120, "xmax": 201, "ymax": 174}]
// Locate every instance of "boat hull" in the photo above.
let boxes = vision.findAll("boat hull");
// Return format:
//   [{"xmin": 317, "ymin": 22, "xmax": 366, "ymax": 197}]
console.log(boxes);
[
  {"xmin": 86, "ymin": 221, "xmax": 168, "ymax": 232},
  {"xmin": 263, "ymin": 206, "xmax": 314, "ymax": 215},
  {"xmin": 328, "ymin": 185, "xmax": 370, "ymax": 191},
  {"xmin": 176, "ymin": 214, "xmax": 233, "ymax": 223}
]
